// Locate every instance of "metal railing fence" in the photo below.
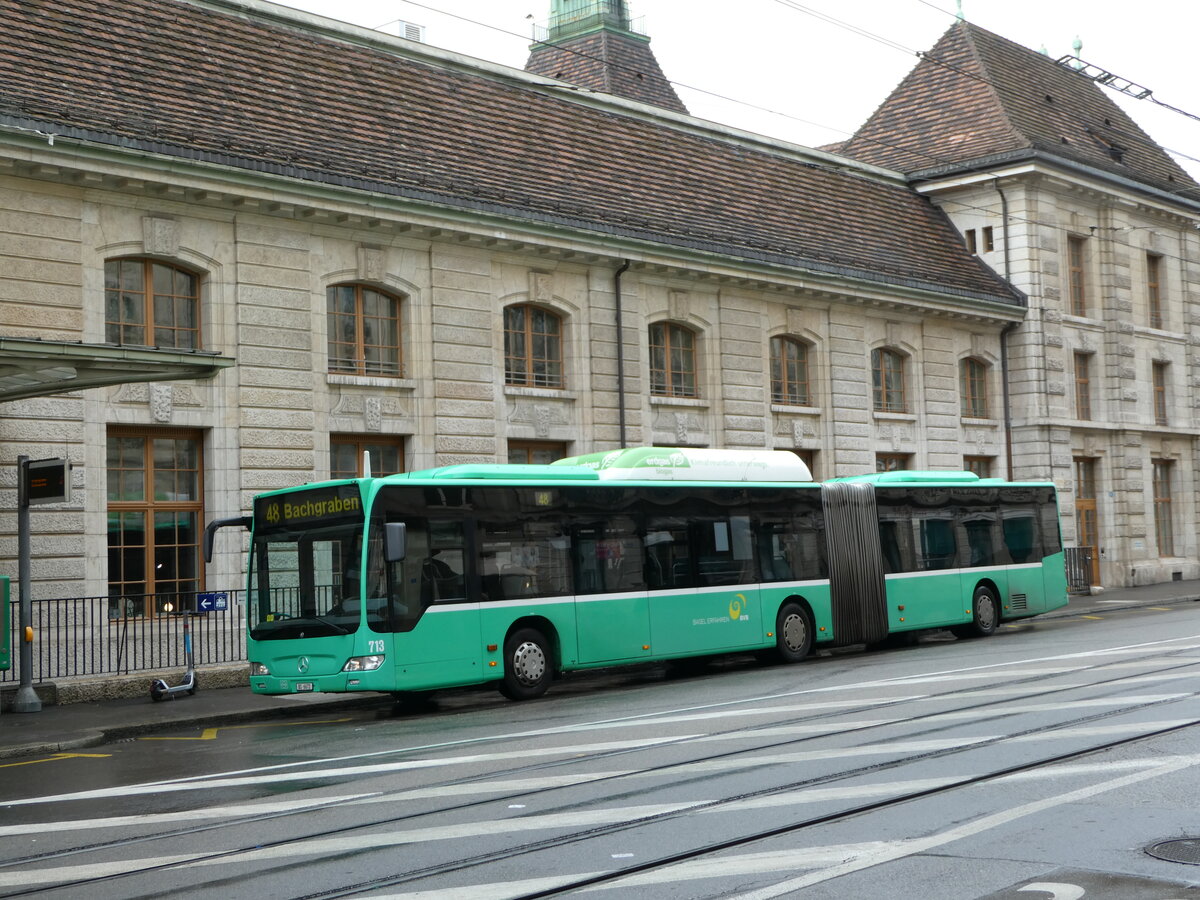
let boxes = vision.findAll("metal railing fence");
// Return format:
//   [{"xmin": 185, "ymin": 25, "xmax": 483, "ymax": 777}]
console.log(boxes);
[
  {"xmin": 2, "ymin": 590, "xmax": 246, "ymax": 684},
  {"xmin": 1064, "ymin": 547, "xmax": 1094, "ymax": 595}
]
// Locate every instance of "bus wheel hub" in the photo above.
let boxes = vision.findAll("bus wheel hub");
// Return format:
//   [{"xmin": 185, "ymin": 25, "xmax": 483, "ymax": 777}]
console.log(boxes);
[{"xmin": 513, "ymin": 641, "xmax": 546, "ymax": 684}]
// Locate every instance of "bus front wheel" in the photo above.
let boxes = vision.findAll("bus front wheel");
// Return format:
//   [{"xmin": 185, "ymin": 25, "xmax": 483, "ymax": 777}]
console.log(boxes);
[
  {"xmin": 500, "ymin": 627, "xmax": 552, "ymax": 700},
  {"xmin": 953, "ymin": 586, "xmax": 999, "ymax": 639},
  {"xmin": 775, "ymin": 603, "xmax": 813, "ymax": 664}
]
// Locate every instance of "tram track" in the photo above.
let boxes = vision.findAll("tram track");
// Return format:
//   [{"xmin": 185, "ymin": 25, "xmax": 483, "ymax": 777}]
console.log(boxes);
[
  {"xmin": 4, "ymin": 641, "xmax": 1200, "ymax": 897},
  {"xmin": 297, "ymin": 716, "xmax": 1200, "ymax": 900}
]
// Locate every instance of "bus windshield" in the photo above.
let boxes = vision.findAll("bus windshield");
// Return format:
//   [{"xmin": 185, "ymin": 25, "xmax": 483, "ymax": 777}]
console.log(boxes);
[
  {"xmin": 249, "ymin": 524, "xmax": 385, "ymax": 639},
  {"xmin": 249, "ymin": 482, "xmax": 381, "ymax": 640}
]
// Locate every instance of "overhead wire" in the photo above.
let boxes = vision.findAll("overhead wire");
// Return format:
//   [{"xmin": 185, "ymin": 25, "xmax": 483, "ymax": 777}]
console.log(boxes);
[
  {"xmin": 388, "ymin": 0, "xmax": 960, "ymax": 168},
  {"xmin": 388, "ymin": 0, "xmax": 1198, "ymax": 190},
  {"xmin": 362, "ymin": 2, "xmax": 1200, "ymax": 302}
]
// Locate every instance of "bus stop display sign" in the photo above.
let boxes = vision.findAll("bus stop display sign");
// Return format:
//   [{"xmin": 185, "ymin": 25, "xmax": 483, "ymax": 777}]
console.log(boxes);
[{"xmin": 23, "ymin": 458, "xmax": 70, "ymax": 506}]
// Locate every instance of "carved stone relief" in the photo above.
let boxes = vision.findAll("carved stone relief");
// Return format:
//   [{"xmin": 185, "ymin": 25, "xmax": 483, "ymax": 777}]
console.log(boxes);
[
  {"xmin": 142, "ymin": 216, "xmax": 179, "ymax": 256},
  {"xmin": 329, "ymin": 392, "xmax": 410, "ymax": 430},
  {"xmin": 356, "ymin": 245, "xmax": 385, "ymax": 283},
  {"xmin": 507, "ymin": 399, "xmax": 571, "ymax": 438}
]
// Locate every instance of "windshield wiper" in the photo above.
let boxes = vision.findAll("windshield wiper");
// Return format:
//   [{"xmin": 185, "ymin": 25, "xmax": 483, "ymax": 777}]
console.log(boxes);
[{"xmin": 308, "ymin": 615, "xmax": 351, "ymax": 635}]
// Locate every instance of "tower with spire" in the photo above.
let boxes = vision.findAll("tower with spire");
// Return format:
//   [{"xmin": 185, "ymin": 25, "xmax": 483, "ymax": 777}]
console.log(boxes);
[{"xmin": 524, "ymin": 0, "xmax": 688, "ymax": 114}]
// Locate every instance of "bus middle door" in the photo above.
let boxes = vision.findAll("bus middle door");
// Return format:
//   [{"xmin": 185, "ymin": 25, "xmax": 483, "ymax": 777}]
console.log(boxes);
[
  {"xmin": 648, "ymin": 515, "xmax": 760, "ymax": 656},
  {"xmin": 572, "ymin": 522, "xmax": 651, "ymax": 664}
]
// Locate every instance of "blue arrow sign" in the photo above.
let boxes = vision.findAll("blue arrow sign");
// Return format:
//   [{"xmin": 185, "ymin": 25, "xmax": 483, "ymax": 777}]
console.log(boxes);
[{"xmin": 197, "ymin": 592, "xmax": 229, "ymax": 612}]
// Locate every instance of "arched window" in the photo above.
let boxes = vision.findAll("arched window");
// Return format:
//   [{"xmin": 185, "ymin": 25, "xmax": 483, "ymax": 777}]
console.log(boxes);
[
  {"xmin": 649, "ymin": 322, "xmax": 697, "ymax": 398},
  {"xmin": 104, "ymin": 258, "xmax": 200, "ymax": 349},
  {"xmin": 770, "ymin": 336, "xmax": 811, "ymax": 405},
  {"xmin": 504, "ymin": 304, "xmax": 563, "ymax": 388},
  {"xmin": 327, "ymin": 284, "xmax": 403, "ymax": 377},
  {"xmin": 960, "ymin": 357, "xmax": 988, "ymax": 418},
  {"xmin": 871, "ymin": 348, "xmax": 906, "ymax": 413}
]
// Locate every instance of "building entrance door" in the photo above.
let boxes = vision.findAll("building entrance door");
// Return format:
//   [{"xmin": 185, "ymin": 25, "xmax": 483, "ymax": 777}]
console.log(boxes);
[{"xmin": 1074, "ymin": 457, "xmax": 1101, "ymax": 586}]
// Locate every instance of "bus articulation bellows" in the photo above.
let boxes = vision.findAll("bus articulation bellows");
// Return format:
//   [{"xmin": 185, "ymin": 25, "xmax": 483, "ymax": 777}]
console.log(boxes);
[{"xmin": 204, "ymin": 447, "xmax": 1068, "ymax": 701}]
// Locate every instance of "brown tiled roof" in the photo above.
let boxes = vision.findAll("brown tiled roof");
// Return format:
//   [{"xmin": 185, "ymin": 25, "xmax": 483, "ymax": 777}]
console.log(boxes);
[
  {"xmin": 0, "ymin": 0, "xmax": 1020, "ymax": 305},
  {"xmin": 525, "ymin": 31, "xmax": 688, "ymax": 114},
  {"xmin": 839, "ymin": 22, "xmax": 1199, "ymax": 197}
]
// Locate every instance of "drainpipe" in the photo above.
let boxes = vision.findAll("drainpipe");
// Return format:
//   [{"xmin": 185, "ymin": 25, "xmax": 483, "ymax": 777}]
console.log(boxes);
[
  {"xmin": 995, "ymin": 179, "xmax": 1018, "ymax": 481},
  {"xmin": 614, "ymin": 260, "xmax": 631, "ymax": 449}
]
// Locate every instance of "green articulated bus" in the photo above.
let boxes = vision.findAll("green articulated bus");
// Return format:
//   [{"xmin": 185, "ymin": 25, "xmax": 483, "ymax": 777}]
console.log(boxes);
[{"xmin": 204, "ymin": 447, "xmax": 1067, "ymax": 701}]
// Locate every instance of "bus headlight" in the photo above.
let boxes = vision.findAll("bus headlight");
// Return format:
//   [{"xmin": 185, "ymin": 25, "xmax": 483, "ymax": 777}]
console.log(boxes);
[
  {"xmin": 342, "ymin": 655, "xmax": 385, "ymax": 672},
  {"xmin": 250, "ymin": 662, "xmax": 270, "ymax": 676}
]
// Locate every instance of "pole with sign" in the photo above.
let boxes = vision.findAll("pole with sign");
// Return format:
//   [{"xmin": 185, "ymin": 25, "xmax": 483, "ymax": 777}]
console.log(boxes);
[{"xmin": 14, "ymin": 455, "xmax": 71, "ymax": 713}]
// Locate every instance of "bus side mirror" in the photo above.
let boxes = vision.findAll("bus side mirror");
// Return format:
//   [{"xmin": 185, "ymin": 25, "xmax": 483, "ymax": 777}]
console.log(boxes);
[
  {"xmin": 203, "ymin": 515, "xmax": 252, "ymax": 563},
  {"xmin": 384, "ymin": 522, "xmax": 407, "ymax": 563}
]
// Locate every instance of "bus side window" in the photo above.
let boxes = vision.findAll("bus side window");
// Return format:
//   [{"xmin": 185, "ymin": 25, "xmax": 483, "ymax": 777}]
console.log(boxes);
[
  {"xmin": 691, "ymin": 516, "xmax": 753, "ymax": 586},
  {"xmin": 875, "ymin": 489, "xmax": 914, "ymax": 575},
  {"xmin": 754, "ymin": 522, "xmax": 792, "ymax": 582},
  {"xmin": 918, "ymin": 516, "xmax": 956, "ymax": 570},
  {"xmin": 478, "ymin": 516, "xmax": 570, "ymax": 601},
  {"xmin": 1002, "ymin": 511, "xmax": 1035, "ymax": 564},
  {"xmin": 644, "ymin": 518, "xmax": 690, "ymax": 588}
]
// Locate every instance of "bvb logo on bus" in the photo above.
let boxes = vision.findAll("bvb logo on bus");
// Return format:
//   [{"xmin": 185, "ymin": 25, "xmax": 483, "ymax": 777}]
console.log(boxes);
[{"xmin": 729, "ymin": 593, "xmax": 747, "ymax": 621}]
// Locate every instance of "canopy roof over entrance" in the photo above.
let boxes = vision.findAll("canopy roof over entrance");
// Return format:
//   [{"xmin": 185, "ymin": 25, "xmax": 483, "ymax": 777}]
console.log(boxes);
[{"xmin": 0, "ymin": 338, "xmax": 234, "ymax": 403}]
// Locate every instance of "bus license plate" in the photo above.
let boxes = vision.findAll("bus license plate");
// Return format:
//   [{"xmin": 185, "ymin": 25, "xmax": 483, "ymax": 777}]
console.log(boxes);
[{"xmin": 295, "ymin": 682, "xmax": 314, "ymax": 692}]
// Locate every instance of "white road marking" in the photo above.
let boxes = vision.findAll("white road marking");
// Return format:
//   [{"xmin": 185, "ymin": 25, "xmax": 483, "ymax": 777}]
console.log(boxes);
[
  {"xmin": 925, "ymin": 695, "xmax": 1188, "ymax": 720},
  {"xmin": 0, "ymin": 794, "xmax": 379, "ymax": 837},
  {"xmin": 725, "ymin": 753, "xmax": 1200, "ymax": 898},
  {"xmin": 1, "ymin": 737, "xmax": 696, "ymax": 807},
  {"xmin": 11, "ymin": 633, "xmax": 1200, "ymax": 814},
  {"xmin": 1010, "ymin": 720, "xmax": 1194, "ymax": 740},
  {"xmin": 359, "ymin": 844, "xmax": 905, "ymax": 899},
  {"xmin": 10, "ymin": 745, "xmax": 1197, "ymax": 892}
]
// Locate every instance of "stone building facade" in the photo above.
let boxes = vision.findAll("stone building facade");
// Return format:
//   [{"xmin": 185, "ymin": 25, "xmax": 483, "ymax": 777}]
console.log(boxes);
[
  {"xmin": 1, "ymin": 0, "xmax": 1190, "ymax": 614},
  {"xmin": 838, "ymin": 22, "xmax": 1200, "ymax": 587}
]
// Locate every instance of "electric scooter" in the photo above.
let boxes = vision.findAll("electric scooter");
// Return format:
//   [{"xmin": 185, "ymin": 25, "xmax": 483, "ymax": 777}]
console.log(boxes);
[{"xmin": 150, "ymin": 615, "xmax": 198, "ymax": 701}]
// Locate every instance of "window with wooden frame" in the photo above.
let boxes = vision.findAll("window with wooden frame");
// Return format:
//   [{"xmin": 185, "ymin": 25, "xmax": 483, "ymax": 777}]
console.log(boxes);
[
  {"xmin": 964, "ymin": 229, "xmax": 977, "ymax": 254},
  {"xmin": 1074, "ymin": 352, "xmax": 1092, "ymax": 420},
  {"xmin": 504, "ymin": 304, "xmax": 564, "ymax": 389},
  {"xmin": 330, "ymin": 434, "xmax": 405, "ymax": 480},
  {"xmin": 982, "ymin": 226, "xmax": 995, "ymax": 252},
  {"xmin": 106, "ymin": 428, "xmax": 203, "ymax": 618},
  {"xmin": 790, "ymin": 448, "xmax": 817, "ymax": 480},
  {"xmin": 104, "ymin": 258, "xmax": 200, "ymax": 349},
  {"xmin": 508, "ymin": 440, "xmax": 568, "ymax": 465},
  {"xmin": 876, "ymin": 453, "xmax": 910, "ymax": 472},
  {"xmin": 1152, "ymin": 361, "xmax": 1169, "ymax": 426},
  {"xmin": 770, "ymin": 336, "xmax": 811, "ymax": 406},
  {"xmin": 1067, "ymin": 236, "xmax": 1087, "ymax": 316},
  {"xmin": 649, "ymin": 322, "xmax": 698, "ymax": 398},
  {"xmin": 960, "ymin": 357, "xmax": 988, "ymax": 418},
  {"xmin": 871, "ymin": 348, "xmax": 907, "ymax": 413},
  {"xmin": 327, "ymin": 283, "xmax": 403, "ymax": 377},
  {"xmin": 1147, "ymin": 253, "xmax": 1163, "ymax": 329},
  {"xmin": 963, "ymin": 456, "xmax": 993, "ymax": 477},
  {"xmin": 1152, "ymin": 458, "xmax": 1174, "ymax": 557}
]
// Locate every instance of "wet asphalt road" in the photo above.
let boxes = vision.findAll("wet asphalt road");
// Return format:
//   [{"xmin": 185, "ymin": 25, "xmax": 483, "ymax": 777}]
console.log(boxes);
[{"xmin": 4, "ymin": 603, "xmax": 1200, "ymax": 899}]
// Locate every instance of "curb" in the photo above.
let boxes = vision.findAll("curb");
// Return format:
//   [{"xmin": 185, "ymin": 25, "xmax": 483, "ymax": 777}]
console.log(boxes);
[
  {"xmin": 0, "ymin": 693, "xmax": 396, "ymax": 760},
  {"xmin": 1036, "ymin": 594, "xmax": 1200, "ymax": 621}
]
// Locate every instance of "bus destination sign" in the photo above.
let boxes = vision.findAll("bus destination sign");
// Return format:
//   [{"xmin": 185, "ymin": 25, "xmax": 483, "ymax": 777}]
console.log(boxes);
[{"xmin": 255, "ymin": 484, "xmax": 363, "ymax": 531}]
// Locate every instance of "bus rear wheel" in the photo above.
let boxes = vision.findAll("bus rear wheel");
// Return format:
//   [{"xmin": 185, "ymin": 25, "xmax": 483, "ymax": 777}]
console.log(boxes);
[
  {"xmin": 953, "ymin": 585, "xmax": 999, "ymax": 639},
  {"xmin": 500, "ymin": 627, "xmax": 552, "ymax": 700},
  {"xmin": 775, "ymin": 603, "xmax": 812, "ymax": 664}
]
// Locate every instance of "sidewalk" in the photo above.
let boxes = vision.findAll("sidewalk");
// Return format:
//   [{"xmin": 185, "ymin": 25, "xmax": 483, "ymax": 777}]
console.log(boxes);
[{"xmin": 2, "ymin": 580, "xmax": 1198, "ymax": 760}]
